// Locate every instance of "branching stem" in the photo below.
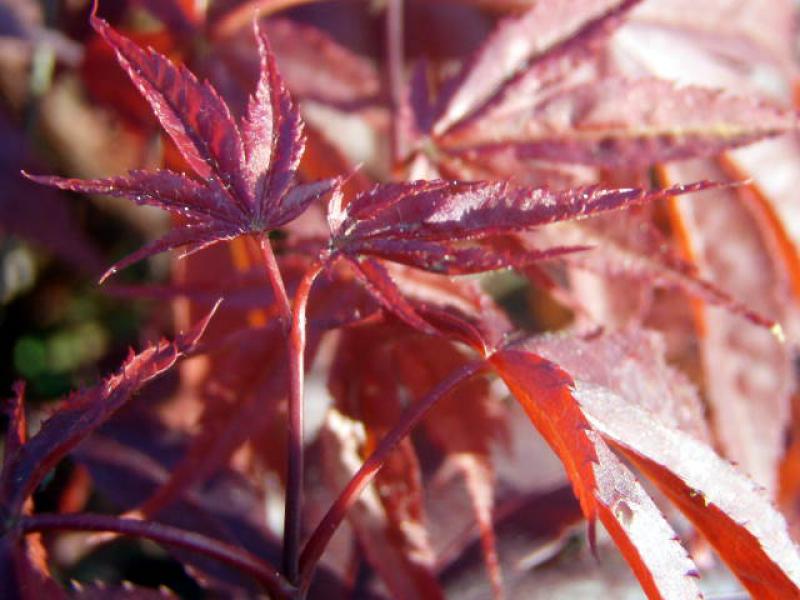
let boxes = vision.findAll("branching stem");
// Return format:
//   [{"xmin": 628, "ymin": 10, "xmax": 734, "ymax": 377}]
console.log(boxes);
[
  {"xmin": 259, "ymin": 233, "xmax": 315, "ymax": 586},
  {"xmin": 259, "ymin": 234, "xmax": 292, "ymax": 325},
  {"xmin": 283, "ymin": 260, "xmax": 324, "ymax": 583}
]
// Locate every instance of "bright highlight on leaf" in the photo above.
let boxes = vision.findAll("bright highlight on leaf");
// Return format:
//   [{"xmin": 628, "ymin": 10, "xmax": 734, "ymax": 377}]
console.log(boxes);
[{"xmin": 491, "ymin": 338, "xmax": 800, "ymax": 599}]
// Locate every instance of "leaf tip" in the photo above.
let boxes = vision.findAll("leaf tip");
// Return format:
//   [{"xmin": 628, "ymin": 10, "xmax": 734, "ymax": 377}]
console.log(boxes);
[
  {"xmin": 89, "ymin": 0, "xmax": 107, "ymax": 33},
  {"xmin": 11, "ymin": 380, "xmax": 26, "ymax": 400},
  {"xmin": 97, "ymin": 265, "xmax": 118, "ymax": 285},
  {"xmin": 178, "ymin": 298, "xmax": 222, "ymax": 350},
  {"xmin": 252, "ymin": 14, "xmax": 275, "ymax": 65},
  {"xmin": 251, "ymin": 12, "xmax": 266, "ymax": 41}
]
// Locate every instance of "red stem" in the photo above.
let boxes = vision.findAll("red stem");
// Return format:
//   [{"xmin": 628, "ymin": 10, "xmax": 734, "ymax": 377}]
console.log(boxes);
[
  {"xmin": 209, "ymin": 0, "xmax": 316, "ymax": 40},
  {"xmin": 21, "ymin": 513, "xmax": 294, "ymax": 598},
  {"xmin": 386, "ymin": 0, "xmax": 405, "ymax": 164},
  {"xmin": 297, "ymin": 360, "xmax": 488, "ymax": 595},
  {"xmin": 258, "ymin": 233, "xmax": 313, "ymax": 585},
  {"xmin": 283, "ymin": 261, "xmax": 324, "ymax": 583},
  {"xmin": 259, "ymin": 235, "xmax": 292, "ymax": 324}
]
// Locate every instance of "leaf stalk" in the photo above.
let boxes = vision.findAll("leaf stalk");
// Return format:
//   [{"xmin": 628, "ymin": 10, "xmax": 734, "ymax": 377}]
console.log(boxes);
[
  {"xmin": 298, "ymin": 359, "xmax": 488, "ymax": 595},
  {"xmin": 283, "ymin": 260, "xmax": 324, "ymax": 583},
  {"xmin": 21, "ymin": 513, "xmax": 294, "ymax": 598}
]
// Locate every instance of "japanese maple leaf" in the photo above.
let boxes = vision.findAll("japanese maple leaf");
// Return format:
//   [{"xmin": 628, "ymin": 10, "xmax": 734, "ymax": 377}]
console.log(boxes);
[
  {"xmin": 396, "ymin": 0, "xmax": 797, "ymax": 179},
  {"xmin": 322, "ymin": 178, "xmax": 719, "ymax": 336},
  {"xmin": 0, "ymin": 307, "xmax": 217, "ymax": 523},
  {"xmin": 491, "ymin": 331, "xmax": 800, "ymax": 599},
  {"xmin": 0, "ymin": 307, "xmax": 216, "ymax": 600},
  {"xmin": 25, "ymin": 13, "xmax": 337, "ymax": 283},
  {"xmin": 300, "ymin": 325, "xmax": 800, "ymax": 598},
  {"xmin": 602, "ymin": 0, "xmax": 800, "ymax": 493},
  {"xmin": 0, "ymin": 305, "xmax": 298, "ymax": 599}
]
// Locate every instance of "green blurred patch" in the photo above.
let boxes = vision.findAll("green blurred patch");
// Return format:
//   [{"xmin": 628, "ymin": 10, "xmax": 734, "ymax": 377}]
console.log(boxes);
[
  {"xmin": 15, "ymin": 321, "xmax": 109, "ymax": 377},
  {"xmin": 3, "ymin": 249, "xmax": 144, "ymax": 399}
]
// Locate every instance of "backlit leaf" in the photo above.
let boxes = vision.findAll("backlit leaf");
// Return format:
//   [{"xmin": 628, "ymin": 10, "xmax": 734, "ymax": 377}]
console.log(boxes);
[
  {"xmin": 435, "ymin": 0, "xmax": 643, "ymax": 133},
  {"xmin": 577, "ymin": 382, "xmax": 800, "ymax": 599},
  {"xmin": 441, "ymin": 77, "xmax": 798, "ymax": 168},
  {"xmin": 334, "ymin": 180, "xmax": 717, "ymax": 248},
  {"xmin": 662, "ymin": 160, "xmax": 793, "ymax": 491},
  {"xmin": 490, "ymin": 347, "xmax": 702, "ymax": 599}
]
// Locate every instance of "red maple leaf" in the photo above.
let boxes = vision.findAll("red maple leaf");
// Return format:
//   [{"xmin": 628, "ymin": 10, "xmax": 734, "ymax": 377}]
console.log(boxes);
[{"xmin": 25, "ymin": 13, "xmax": 337, "ymax": 283}]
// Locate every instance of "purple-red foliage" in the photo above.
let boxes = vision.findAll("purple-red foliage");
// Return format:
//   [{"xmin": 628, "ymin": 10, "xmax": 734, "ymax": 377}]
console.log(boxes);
[{"xmin": 5, "ymin": 0, "xmax": 800, "ymax": 598}]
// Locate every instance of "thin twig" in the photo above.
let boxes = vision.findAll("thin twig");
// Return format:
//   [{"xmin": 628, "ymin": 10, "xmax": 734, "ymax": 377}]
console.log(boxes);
[
  {"xmin": 21, "ymin": 513, "xmax": 294, "ymax": 598},
  {"xmin": 259, "ymin": 234, "xmax": 292, "ymax": 324},
  {"xmin": 298, "ymin": 360, "xmax": 489, "ymax": 595},
  {"xmin": 386, "ymin": 0, "xmax": 406, "ymax": 164}
]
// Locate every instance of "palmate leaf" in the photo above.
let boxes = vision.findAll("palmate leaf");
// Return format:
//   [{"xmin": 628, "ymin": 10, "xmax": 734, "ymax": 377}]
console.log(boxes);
[
  {"xmin": 490, "ymin": 334, "xmax": 800, "ymax": 599},
  {"xmin": 25, "ymin": 13, "xmax": 337, "ymax": 282},
  {"xmin": 326, "ymin": 179, "xmax": 720, "ymax": 333},
  {"xmin": 607, "ymin": 0, "xmax": 800, "ymax": 495},
  {"xmin": 400, "ymin": 0, "xmax": 796, "ymax": 177},
  {"xmin": 440, "ymin": 77, "xmax": 799, "ymax": 168}
]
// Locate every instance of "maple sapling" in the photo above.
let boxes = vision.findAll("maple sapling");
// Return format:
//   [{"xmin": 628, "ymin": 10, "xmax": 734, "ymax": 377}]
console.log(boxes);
[{"xmin": 9, "ymin": 0, "xmax": 800, "ymax": 598}]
